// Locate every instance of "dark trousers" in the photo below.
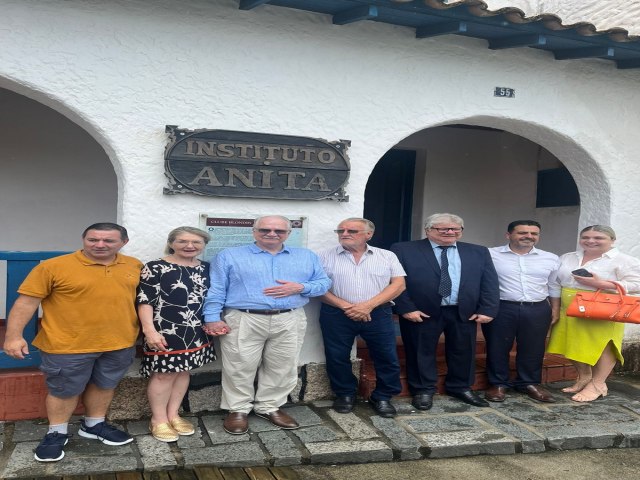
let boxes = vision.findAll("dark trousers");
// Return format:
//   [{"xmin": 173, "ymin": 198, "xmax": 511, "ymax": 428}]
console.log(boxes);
[
  {"xmin": 319, "ymin": 303, "xmax": 401, "ymax": 401},
  {"xmin": 481, "ymin": 301, "xmax": 551, "ymax": 388},
  {"xmin": 399, "ymin": 306, "xmax": 477, "ymax": 395}
]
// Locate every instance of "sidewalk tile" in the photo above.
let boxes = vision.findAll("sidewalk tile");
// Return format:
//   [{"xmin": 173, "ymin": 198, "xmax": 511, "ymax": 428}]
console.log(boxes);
[
  {"xmin": 540, "ymin": 425, "xmax": 619, "ymax": 450},
  {"xmin": 258, "ymin": 430, "xmax": 302, "ymax": 465},
  {"xmin": 306, "ymin": 440, "xmax": 392, "ymax": 464},
  {"xmin": 293, "ymin": 425, "xmax": 341, "ymax": 443},
  {"xmin": 421, "ymin": 430, "xmax": 516, "ymax": 458},
  {"xmin": 327, "ymin": 411, "xmax": 379, "ymax": 439},
  {"xmin": 136, "ymin": 435, "xmax": 177, "ymax": 470},
  {"xmin": 182, "ymin": 441, "xmax": 266, "ymax": 468},
  {"xmin": 370, "ymin": 416, "xmax": 423, "ymax": 460},
  {"xmin": 402, "ymin": 415, "xmax": 483, "ymax": 433},
  {"xmin": 477, "ymin": 412, "xmax": 546, "ymax": 453}
]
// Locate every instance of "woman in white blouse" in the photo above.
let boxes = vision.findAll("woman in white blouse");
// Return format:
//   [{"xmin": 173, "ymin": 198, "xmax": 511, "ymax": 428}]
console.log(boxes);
[{"xmin": 547, "ymin": 225, "xmax": 640, "ymax": 402}]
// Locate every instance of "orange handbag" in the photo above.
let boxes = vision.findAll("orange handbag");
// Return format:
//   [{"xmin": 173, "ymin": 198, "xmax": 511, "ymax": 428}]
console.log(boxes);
[{"xmin": 566, "ymin": 283, "xmax": 640, "ymax": 324}]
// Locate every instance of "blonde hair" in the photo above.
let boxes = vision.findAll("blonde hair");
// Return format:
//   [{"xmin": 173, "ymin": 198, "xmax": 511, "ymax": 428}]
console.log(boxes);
[
  {"xmin": 580, "ymin": 225, "xmax": 616, "ymax": 241},
  {"xmin": 165, "ymin": 226, "xmax": 211, "ymax": 254}
]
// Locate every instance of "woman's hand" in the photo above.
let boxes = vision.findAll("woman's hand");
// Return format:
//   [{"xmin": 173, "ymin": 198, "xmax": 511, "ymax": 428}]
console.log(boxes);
[
  {"xmin": 572, "ymin": 272, "xmax": 617, "ymax": 290},
  {"xmin": 203, "ymin": 321, "xmax": 230, "ymax": 336},
  {"xmin": 144, "ymin": 330, "xmax": 169, "ymax": 351}
]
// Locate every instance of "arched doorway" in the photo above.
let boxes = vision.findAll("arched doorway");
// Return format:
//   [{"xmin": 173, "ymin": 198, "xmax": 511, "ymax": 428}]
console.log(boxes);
[
  {"xmin": 364, "ymin": 124, "xmax": 582, "ymax": 254},
  {"xmin": 0, "ymin": 88, "xmax": 118, "ymax": 251},
  {"xmin": 0, "ymin": 87, "xmax": 117, "ymax": 367},
  {"xmin": 360, "ymin": 122, "xmax": 600, "ymax": 395}
]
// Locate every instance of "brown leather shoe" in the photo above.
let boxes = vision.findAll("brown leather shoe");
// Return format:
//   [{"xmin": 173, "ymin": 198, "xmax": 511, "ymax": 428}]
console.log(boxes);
[
  {"xmin": 223, "ymin": 412, "xmax": 249, "ymax": 435},
  {"xmin": 254, "ymin": 409, "xmax": 299, "ymax": 429},
  {"xmin": 485, "ymin": 385, "xmax": 507, "ymax": 402},
  {"xmin": 517, "ymin": 385, "xmax": 556, "ymax": 403}
]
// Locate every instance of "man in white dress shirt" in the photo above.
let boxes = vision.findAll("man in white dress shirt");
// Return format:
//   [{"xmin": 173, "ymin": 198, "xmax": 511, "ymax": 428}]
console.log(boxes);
[{"xmin": 483, "ymin": 220, "xmax": 560, "ymax": 403}]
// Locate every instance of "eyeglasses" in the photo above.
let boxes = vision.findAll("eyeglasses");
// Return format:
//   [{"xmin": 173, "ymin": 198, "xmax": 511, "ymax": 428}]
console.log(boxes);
[
  {"xmin": 254, "ymin": 228, "xmax": 290, "ymax": 235},
  {"xmin": 430, "ymin": 227, "xmax": 463, "ymax": 233},
  {"xmin": 334, "ymin": 229, "xmax": 367, "ymax": 234},
  {"xmin": 174, "ymin": 240, "xmax": 205, "ymax": 246}
]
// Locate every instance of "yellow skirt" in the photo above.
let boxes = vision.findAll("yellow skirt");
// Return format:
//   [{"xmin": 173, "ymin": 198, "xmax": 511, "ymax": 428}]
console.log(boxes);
[{"xmin": 546, "ymin": 287, "xmax": 624, "ymax": 366}]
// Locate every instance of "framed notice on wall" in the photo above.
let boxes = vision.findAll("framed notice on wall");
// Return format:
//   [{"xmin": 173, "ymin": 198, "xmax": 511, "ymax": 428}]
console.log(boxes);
[{"xmin": 198, "ymin": 213, "xmax": 308, "ymax": 262}]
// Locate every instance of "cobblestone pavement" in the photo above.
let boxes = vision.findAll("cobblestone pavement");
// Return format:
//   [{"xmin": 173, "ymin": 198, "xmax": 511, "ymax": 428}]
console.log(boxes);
[{"xmin": 1, "ymin": 377, "xmax": 639, "ymax": 479}]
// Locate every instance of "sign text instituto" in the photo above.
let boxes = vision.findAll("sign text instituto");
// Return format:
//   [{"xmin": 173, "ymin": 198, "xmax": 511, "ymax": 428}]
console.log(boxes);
[{"xmin": 164, "ymin": 126, "xmax": 350, "ymax": 201}]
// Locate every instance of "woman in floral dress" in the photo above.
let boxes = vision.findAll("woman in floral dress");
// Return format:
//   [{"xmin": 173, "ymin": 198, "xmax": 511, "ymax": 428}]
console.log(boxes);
[{"xmin": 137, "ymin": 226, "xmax": 216, "ymax": 442}]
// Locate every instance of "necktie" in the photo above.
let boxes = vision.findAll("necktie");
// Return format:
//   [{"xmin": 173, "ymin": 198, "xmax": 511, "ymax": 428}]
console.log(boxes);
[{"xmin": 438, "ymin": 246, "xmax": 452, "ymax": 298}]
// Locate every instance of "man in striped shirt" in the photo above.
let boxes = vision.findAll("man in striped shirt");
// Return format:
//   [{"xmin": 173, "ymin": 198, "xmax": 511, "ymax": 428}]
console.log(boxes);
[{"xmin": 318, "ymin": 218, "xmax": 406, "ymax": 418}]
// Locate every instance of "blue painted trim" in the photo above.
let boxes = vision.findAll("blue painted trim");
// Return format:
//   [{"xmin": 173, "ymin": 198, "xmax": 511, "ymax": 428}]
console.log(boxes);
[
  {"xmin": 239, "ymin": 0, "xmax": 271, "ymax": 10},
  {"xmin": 333, "ymin": 5, "xmax": 378, "ymax": 25},
  {"xmin": 0, "ymin": 351, "xmax": 42, "ymax": 369},
  {"xmin": 260, "ymin": 0, "xmax": 640, "ymax": 68},
  {"xmin": 1, "ymin": 251, "xmax": 69, "ymax": 369},
  {"xmin": 489, "ymin": 34, "xmax": 546, "ymax": 50},
  {"xmin": 617, "ymin": 58, "xmax": 640, "ymax": 69},
  {"xmin": 416, "ymin": 21, "xmax": 466, "ymax": 38},
  {"xmin": 554, "ymin": 46, "xmax": 615, "ymax": 60},
  {"xmin": 0, "ymin": 251, "xmax": 69, "ymax": 260}
]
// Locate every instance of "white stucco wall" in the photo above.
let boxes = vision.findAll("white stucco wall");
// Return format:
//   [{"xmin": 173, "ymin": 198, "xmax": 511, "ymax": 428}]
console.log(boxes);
[{"xmin": 2, "ymin": 0, "xmax": 640, "ymax": 351}]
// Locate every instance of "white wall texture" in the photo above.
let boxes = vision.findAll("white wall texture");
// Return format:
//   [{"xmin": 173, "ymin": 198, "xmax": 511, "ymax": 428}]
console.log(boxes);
[{"xmin": 2, "ymin": 0, "xmax": 640, "ymax": 353}]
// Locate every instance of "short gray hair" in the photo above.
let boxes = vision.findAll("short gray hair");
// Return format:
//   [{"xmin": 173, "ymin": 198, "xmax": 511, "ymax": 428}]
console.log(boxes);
[
  {"xmin": 253, "ymin": 215, "xmax": 292, "ymax": 230},
  {"xmin": 580, "ymin": 225, "xmax": 616, "ymax": 241},
  {"xmin": 424, "ymin": 213, "xmax": 464, "ymax": 229},
  {"xmin": 165, "ymin": 226, "xmax": 211, "ymax": 254},
  {"xmin": 338, "ymin": 217, "xmax": 375, "ymax": 232}
]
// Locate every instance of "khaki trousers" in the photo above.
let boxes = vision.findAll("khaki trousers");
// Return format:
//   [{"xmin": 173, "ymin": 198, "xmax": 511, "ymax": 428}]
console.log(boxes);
[{"xmin": 219, "ymin": 308, "xmax": 307, "ymax": 414}]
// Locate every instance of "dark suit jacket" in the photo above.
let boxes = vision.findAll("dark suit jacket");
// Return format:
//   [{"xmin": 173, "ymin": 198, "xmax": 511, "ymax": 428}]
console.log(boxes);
[{"xmin": 390, "ymin": 240, "xmax": 499, "ymax": 321}]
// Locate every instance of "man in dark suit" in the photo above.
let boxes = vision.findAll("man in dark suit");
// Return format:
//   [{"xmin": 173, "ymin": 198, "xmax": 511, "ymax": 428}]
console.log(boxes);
[{"xmin": 391, "ymin": 213, "xmax": 499, "ymax": 409}]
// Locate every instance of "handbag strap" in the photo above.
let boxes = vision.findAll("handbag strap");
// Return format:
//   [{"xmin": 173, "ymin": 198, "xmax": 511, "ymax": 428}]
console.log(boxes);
[{"xmin": 591, "ymin": 282, "xmax": 627, "ymax": 302}]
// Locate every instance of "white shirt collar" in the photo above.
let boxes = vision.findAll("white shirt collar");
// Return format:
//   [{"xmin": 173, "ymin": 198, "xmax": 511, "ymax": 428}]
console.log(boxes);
[{"xmin": 497, "ymin": 244, "xmax": 540, "ymax": 255}]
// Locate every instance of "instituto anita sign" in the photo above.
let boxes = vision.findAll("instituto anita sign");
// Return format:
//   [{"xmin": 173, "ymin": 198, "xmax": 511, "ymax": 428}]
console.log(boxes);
[{"xmin": 164, "ymin": 126, "xmax": 350, "ymax": 201}]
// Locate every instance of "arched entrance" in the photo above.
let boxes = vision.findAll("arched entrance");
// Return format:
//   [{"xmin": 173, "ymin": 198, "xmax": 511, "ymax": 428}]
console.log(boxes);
[
  {"xmin": 0, "ymin": 88, "xmax": 118, "ymax": 251},
  {"xmin": 359, "ymin": 120, "xmax": 609, "ymax": 396},
  {"xmin": 0, "ymin": 87, "xmax": 118, "ymax": 371},
  {"xmin": 363, "ymin": 121, "xmax": 606, "ymax": 255}
]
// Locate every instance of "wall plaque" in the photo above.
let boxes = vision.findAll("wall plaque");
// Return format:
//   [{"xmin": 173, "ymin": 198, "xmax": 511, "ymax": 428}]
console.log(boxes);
[
  {"xmin": 198, "ymin": 213, "xmax": 308, "ymax": 261},
  {"xmin": 164, "ymin": 126, "xmax": 350, "ymax": 201}
]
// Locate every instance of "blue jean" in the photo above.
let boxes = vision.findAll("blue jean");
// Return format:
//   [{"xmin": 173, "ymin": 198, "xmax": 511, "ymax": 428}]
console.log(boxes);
[{"xmin": 319, "ymin": 303, "xmax": 401, "ymax": 401}]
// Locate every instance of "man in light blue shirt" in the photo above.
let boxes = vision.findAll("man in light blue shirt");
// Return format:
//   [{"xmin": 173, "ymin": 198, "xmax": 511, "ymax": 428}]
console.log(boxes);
[{"xmin": 203, "ymin": 215, "xmax": 330, "ymax": 435}]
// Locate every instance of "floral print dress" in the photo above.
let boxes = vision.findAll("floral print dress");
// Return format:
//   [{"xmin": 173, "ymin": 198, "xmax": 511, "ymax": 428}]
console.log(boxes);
[{"xmin": 137, "ymin": 260, "xmax": 216, "ymax": 377}]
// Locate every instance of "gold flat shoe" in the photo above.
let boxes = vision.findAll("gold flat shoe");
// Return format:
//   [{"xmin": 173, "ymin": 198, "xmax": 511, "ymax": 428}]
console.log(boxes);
[
  {"xmin": 150, "ymin": 422, "xmax": 179, "ymax": 442},
  {"xmin": 169, "ymin": 416, "xmax": 196, "ymax": 436}
]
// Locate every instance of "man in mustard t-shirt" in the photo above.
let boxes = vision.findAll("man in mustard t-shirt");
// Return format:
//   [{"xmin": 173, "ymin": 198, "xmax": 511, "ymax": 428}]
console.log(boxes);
[{"xmin": 3, "ymin": 223, "xmax": 142, "ymax": 462}]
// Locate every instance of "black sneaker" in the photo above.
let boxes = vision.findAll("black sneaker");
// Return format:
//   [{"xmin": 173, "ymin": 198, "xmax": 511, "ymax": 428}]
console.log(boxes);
[
  {"xmin": 78, "ymin": 420, "xmax": 133, "ymax": 446},
  {"xmin": 34, "ymin": 432, "xmax": 71, "ymax": 462}
]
